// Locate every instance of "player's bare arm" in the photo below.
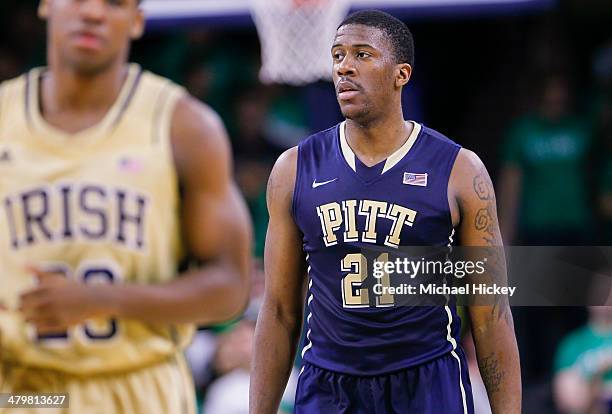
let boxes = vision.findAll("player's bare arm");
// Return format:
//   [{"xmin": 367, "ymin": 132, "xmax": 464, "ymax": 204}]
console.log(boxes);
[
  {"xmin": 250, "ymin": 147, "xmax": 308, "ymax": 414},
  {"xmin": 450, "ymin": 148, "xmax": 522, "ymax": 413},
  {"xmin": 19, "ymin": 96, "xmax": 252, "ymax": 330}
]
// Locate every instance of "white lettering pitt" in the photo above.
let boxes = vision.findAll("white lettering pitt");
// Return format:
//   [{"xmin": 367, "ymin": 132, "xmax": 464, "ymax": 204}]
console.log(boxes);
[{"xmin": 316, "ymin": 199, "xmax": 417, "ymax": 247}]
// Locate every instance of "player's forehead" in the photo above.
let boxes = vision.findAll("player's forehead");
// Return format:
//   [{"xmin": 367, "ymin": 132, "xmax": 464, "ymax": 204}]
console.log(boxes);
[{"xmin": 333, "ymin": 24, "xmax": 389, "ymax": 51}]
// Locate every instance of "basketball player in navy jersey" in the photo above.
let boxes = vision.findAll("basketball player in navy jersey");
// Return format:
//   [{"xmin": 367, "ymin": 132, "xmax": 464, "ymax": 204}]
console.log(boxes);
[
  {"xmin": 251, "ymin": 10, "xmax": 521, "ymax": 414},
  {"xmin": 0, "ymin": 0, "xmax": 251, "ymax": 412}
]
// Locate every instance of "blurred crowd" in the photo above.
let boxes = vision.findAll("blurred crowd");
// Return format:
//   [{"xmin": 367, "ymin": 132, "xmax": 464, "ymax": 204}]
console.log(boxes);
[{"xmin": 0, "ymin": 1, "xmax": 611, "ymax": 413}]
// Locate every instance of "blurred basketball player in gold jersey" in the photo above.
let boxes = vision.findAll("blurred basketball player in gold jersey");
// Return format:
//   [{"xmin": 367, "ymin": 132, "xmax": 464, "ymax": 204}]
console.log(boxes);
[{"xmin": 0, "ymin": 0, "xmax": 252, "ymax": 413}]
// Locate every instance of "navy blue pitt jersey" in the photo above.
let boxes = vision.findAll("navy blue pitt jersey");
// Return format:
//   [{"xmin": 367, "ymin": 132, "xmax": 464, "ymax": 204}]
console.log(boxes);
[{"xmin": 293, "ymin": 121, "xmax": 463, "ymax": 376}]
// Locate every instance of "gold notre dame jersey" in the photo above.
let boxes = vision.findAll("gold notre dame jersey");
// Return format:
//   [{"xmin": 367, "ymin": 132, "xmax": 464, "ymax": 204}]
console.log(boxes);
[{"xmin": 0, "ymin": 64, "xmax": 195, "ymax": 375}]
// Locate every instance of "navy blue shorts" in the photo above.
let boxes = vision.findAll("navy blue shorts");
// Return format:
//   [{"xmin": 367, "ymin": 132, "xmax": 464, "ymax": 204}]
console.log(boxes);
[{"xmin": 295, "ymin": 349, "xmax": 475, "ymax": 414}]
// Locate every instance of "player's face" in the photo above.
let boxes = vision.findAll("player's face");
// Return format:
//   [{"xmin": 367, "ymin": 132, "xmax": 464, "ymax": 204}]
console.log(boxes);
[
  {"xmin": 39, "ymin": 0, "xmax": 144, "ymax": 74},
  {"xmin": 332, "ymin": 24, "xmax": 406, "ymax": 123}
]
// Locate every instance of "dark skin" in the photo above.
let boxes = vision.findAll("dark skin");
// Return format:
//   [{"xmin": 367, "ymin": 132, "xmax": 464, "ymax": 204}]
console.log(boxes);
[
  {"xmin": 13, "ymin": 0, "xmax": 252, "ymax": 332},
  {"xmin": 333, "ymin": 24, "xmax": 414, "ymax": 166},
  {"xmin": 449, "ymin": 151, "xmax": 522, "ymax": 413},
  {"xmin": 251, "ymin": 24, "xmax": 521, "ymax": 413}
]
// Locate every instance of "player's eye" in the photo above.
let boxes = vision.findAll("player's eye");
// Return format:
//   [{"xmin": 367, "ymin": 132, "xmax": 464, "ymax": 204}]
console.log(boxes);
[
  {"xmin": 106, "ymin": 0, "xmax": 126, "ymax": 6},
  {"xmin": 332, "ymin": 50, "xmax": 345, "ymax": 61},
  {"xmin": 357, "ymin": 51, "xmax": 371, "ymax": 59}
]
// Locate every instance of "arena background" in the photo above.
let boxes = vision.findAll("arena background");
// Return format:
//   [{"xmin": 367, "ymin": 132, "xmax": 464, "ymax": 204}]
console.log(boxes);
[{"xmin": 0, "ymin": 0, "xmax": 610, "ymax": 412}]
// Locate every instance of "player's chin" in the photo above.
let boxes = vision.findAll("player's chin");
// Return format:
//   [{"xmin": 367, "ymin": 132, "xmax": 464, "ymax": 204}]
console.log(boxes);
[
  {"xmin": 340, "ymin": 104, "xmax": 369, "ymax": 121},
  {"xmin": 66, "ymin": 54, "xmax": 114, "ymax": 76},
  {"xmin": 339, "ymin": 100, "xmax": 360, "ymax": 115}
]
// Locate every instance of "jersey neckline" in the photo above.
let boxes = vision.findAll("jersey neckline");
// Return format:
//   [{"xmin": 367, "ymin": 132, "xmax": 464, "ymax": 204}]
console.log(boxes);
[
  {"xmin": 25, "ymin": 64, "xmax": 142, "ymax": 146},
  {"xmin": 337, "ymin": 120, "xmax": 423, "ymax": 183}
]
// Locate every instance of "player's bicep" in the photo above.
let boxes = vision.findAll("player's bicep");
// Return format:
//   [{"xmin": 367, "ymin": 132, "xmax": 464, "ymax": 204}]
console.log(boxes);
[
  {"xmin": 263, "ymin": 148, "xmax": 307, "ymax": 319},
  {"xmin": 172, "ymin": 96, "xmax": 251, "ymax": 261},
  {"xmin": 455, "ymin": 150, "xmax": 512, "ymax": 324},
  {"xmin": 452, "ymin": 149, "xmax": 503, "ymax": 247},
  {"xmin": 182, "ymin": 183, "xmax": 251, "ymax": 262}
]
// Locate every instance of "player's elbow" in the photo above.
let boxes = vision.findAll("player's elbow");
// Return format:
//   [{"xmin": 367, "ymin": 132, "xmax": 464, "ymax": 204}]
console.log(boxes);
[
  {"xmin": 258, "ymin": 293, "xmax": 304, "ymax": 336},
  {"xmin": 187, "ymin": 256, "xmax": 251, "ymax": 325}
]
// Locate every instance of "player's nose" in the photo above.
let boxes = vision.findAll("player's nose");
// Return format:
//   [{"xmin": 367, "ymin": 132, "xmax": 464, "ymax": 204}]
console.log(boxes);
[
  {"xmin": 79, "ymin": 0, "xmax": 106, "ymax": 23},
  {"xmin": 336, "ymin": 55, "xmax": 356, "ymax": 77}
]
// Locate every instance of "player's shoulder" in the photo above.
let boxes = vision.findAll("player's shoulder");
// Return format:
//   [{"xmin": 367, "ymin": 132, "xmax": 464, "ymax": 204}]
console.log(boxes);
[
  {"xmin": 148, "ymin": 69, "xmax": 230, "ymax": 183},
  {"xmin": 0, "ymin": 71, "xmax": 27, "ymax": 91},
  {"xmin": 139, "ymin": 67, "xmax": 183, "ymax": 92},
  {"xmin": 298, "ymin": 123, "xmax": 340, "ymax": 152},
  {"xmin": 419, "ymin": 124, "xmax": 461, "ymax": 150},
  {"xmin": 267, "ymin": 146, "xmax": 299, "ymax": 212},
  {"xmin": 435, "ymin": 127, "xmax": 488, "ymax": 198},
  {"xmin": 0, "ymin": 71, "xmax": 29, "ymax": 103},
  {"xmin": 170, "ymin": 94, "xmax": 227, "ymax": 154},
  {"xmin": 171, "ymin": 97, "xmax": 231, "ymax": 183},
  {"xmin": 142, "ymin": 64, "xmax": 227, "ymax": 154},
  {"xmin": 136, "ymin": 66, "xmax": 188, "ymax": 110},
  {"xmin": 291, "ymin": 123, "xmax": 341, "ymax": 170},
  {"xmin": 0, "ymin": 71, "xmax": 30, "ymax": 124},
  {"xmin": 416, "ymin": 124, "xmax": 481, "ymax": 173},
  {"xmin": 269, "ymin": 125, "xmax": 340, "ymax": 211},
  {"xmin": 451, "ymin": 148, "xmax": 488, "ymax": 187},
  {"xmin": 271, "ymin": 147, "xmax": 299, "ymax": 184},
  {"xmin": 138, "ymin": 65, "xmax": 222, "ymax": 137}
]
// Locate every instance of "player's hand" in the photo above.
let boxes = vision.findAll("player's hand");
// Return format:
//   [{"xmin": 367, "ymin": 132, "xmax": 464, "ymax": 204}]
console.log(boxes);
[{"xmin": 18, "ymin": 267, "xmax": 110, "ymax": 335}]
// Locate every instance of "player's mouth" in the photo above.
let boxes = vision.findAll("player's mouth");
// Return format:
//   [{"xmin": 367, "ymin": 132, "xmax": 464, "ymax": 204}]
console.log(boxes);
[
  {"xmin": 336, "ymin": 81, "xmax": 361, "ymax": 100},
  {"xmin": 71, "ymin": 30, "xmax": 105, "ymax": 51}
]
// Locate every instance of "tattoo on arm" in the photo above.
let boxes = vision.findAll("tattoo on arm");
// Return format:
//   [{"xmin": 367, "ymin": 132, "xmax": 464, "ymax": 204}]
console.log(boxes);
[
  {"xmin": 473, "ymin": 169, "xmax": 512, "ymax": 322},
  {"xmin": 473, "ymin": 173, "xmax": 494, "ymax": 201},
  {"xmin": 480, "ymin": 353, "xmax": 506, "ymax": 395},
  {"xmin": 472, "ymin": 170, "xmax": 500, "ymax": 245},
  {"xmin": 475, "ymin": 207, "xmax": 496, "ymax": 245}
]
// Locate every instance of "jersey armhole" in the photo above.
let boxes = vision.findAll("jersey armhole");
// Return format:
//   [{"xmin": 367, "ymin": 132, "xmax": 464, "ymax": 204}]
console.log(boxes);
[
  {"xmin": 0, "ymin": 81, "xmax": 7, "ymax": 130},
  {"xmin": 153, "ymin": 82, "xmax": 185, "ymax": 165},
  {"xmin": 290, "ymin": 144, "xmax": 304, "ymax": 223},
  {"xmin": 444, "ymin": 145, "xmax": 462, "ymax": 237},
  {"xmin": 152, "ymin": 81, "xmax": 183, "ymax": 145},
  {"xmin": 153, "ymin": 82, "xmax": 186, "ymax": 255}
]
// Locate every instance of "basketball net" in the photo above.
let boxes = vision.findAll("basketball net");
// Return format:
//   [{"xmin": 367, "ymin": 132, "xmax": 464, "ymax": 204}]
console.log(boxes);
[{"xmin": 250, "ymin": 0, "xmax": 350, "ymax": 86}]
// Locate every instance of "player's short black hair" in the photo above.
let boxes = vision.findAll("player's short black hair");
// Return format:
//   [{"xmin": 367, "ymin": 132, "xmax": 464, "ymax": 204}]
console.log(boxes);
[{"xmin": 338, "ymin": 10, "xmax": 415, "ymax": 67}]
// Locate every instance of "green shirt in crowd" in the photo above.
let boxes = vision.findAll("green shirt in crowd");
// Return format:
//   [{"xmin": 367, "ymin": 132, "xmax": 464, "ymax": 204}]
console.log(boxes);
[{"xmin": 503, "ymin": 115, "xmax": 593, "ymax": 234}]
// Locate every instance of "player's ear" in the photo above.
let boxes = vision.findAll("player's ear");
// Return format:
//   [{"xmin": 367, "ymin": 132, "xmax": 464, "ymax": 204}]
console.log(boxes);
[
  {"xmin": 130, "ymin": 7, "xmax": 146, "ymax": 40},
  {"xmin": 395, "ymin": 63, "xmax": 412, "ymax": 88},
  {"xmin": 38, "ymin": 0, "xmax": 50, "ymax": 20}
]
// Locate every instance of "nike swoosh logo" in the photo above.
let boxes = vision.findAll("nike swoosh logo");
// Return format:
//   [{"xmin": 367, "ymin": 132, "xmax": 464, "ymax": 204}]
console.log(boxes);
[{"xmin": 312, "ymin": 178, "xmax": 338, "ymax": 188}]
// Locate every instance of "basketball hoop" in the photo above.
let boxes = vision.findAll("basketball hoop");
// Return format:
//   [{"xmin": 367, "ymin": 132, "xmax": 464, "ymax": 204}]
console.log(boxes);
[{"xmin": 250, "ymin": 0, "xmax": 350, "ymax": 86}]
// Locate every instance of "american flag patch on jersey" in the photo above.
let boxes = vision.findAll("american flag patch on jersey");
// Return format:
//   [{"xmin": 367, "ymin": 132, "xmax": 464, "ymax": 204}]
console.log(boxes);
[
  {"xmin": 118, "ymin": 156, "xmax": 143, "ymax": 173},
  {"xmin": 403, "ymin": 172, "xmax": 428, "ymax": 187}
]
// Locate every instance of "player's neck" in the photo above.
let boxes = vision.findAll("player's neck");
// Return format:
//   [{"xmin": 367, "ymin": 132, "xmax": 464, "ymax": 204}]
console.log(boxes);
[
  {"xmin": 43, "ymin": 61, "xmax": 128, "ymax": 114},
  {"xmin": 345, "ymin": 111, "xmax": 413, "ymax": 167}
]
